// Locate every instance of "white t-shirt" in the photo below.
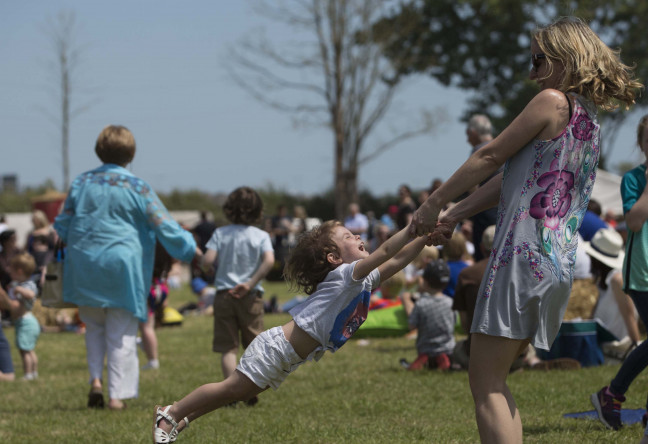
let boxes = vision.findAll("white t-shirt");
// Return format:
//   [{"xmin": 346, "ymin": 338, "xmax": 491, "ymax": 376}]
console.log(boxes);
[
  {"xmin": 290, "ymin": 261, "xmax": 380, "ymax": 360},
  {"xmin": 206, "ymin": 224, "xmax": 274, "ymax": 292}
]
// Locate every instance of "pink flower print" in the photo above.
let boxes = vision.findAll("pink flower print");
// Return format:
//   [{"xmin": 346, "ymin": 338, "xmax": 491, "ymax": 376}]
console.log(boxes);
[
  {"xmin": 572, "ymin": 114, "xmax": 595, "ymax": 141},
  {"xmin": 529, "ymin": 169, "xmax": 574, "ymax": 230}
]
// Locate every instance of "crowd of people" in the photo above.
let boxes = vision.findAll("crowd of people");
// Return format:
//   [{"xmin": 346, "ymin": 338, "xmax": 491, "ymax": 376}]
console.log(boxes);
[{"xmin": 0, "ymin": 16, "xmax": 646, "ymax": 444}]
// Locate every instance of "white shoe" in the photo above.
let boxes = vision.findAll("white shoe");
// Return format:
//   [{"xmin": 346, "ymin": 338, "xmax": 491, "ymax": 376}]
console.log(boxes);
[{"xmin": 142, "ymin": 360, "xmax": 160, "ymax": 370}]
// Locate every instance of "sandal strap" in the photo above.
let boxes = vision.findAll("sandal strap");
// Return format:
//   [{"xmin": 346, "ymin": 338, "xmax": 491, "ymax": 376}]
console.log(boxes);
[
  {"xmin": 156, "ymin": 406, "xmax": 179, "ymax": 432},
  {"xmin": 168, "ymin": 416, "xmax": 189, "ymax": 441}
]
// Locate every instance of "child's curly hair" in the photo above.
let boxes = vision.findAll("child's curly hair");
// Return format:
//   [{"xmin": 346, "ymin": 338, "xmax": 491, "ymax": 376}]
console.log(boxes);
[
  {"xmin": 223, "ymin": 186, "xmax": 264, "ymax": 225},
  {"xmin": 284, "ymin": 220, "xmax": 341, "ymax": 295}
]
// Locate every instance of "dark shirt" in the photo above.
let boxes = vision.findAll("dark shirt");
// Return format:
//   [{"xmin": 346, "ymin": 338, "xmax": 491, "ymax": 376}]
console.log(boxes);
[
  {"xmin": 193, "ymin": 220, "xmax": 217, "ymax": 252},
  {"xmin": 396, "ymin": 201, "xmax": 416, "ymax": 230}
]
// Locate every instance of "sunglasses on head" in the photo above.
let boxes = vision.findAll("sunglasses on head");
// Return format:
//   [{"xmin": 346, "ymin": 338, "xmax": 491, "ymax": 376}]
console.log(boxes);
[{"xmin": 531, "ymin": 53, "xmax": 546, "ymax": 71}]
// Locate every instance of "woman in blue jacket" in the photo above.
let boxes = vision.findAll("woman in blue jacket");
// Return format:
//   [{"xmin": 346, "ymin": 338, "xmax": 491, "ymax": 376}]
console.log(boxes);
[{"xmin": 54, "ymin": 125, "xmax": 199, "ymax": 410}]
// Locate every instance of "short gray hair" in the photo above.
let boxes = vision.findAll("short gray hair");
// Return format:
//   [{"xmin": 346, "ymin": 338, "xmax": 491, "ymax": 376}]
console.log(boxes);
[{"xmin": 467, "ymin": 114, "xmax": 492, "ymax": 136}]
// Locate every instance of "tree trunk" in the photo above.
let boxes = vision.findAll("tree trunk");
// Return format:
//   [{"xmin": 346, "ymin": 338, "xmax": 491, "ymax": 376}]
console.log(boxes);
[{"xmin": 334, "ymin": 165, "xmax": 358, "ymax": 221}]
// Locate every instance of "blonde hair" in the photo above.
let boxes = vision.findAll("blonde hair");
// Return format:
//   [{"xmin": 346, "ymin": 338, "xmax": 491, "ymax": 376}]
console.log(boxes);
[
  {"xmin": 533, "ymin": 17, "xmax": 643, "ymax": 110},
  {"xmin": 32, "ymin": 210, "xmax": 50, "ymax": 229},
  {"xmin": 442, "ymin": 232, "xmax": 468, "ymax": 262},
  {"xmin": 414, "ymin": 245, "xmax": 439, "ymax": 269},
  {"xmin": 10, "ymin": 253, "xmax": 36, "ymax": 277},
  {"xmin": 381, "ymin": 270, "xmax": 405, "ymax": 299},
  {"xmin": 95, "ymin": 125, "xmax": 136, "ymax": 166},
  {"xmin": 638, "ymin": 114, "xmax": 648, "ymax": 148}
]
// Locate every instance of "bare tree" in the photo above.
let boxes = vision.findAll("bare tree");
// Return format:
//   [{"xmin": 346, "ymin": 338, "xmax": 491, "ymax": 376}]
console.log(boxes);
[
  {"xmin": 228, "ymin": 0, "xmax": 442, "ymax": 219},
  {"xmin": 43, "ymin": 11, "xmax": 91, "ymax": 191}
]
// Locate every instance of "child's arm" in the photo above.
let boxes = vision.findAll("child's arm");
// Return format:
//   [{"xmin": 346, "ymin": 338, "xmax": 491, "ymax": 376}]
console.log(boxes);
[
  {"xmin": 229, "ymin": 250, "xmax": 275, "ymax": 299},
  {"xmin": 0, "ymin": 288, "xmax": 19, "ymax": 312},
  {"xmin": 353, "ymin": 226, "xmax": 421, "ymax": 280},
  {"xmin": 201, "ymin": 249, "xmax": 218, "ymax": 274},
  {"xmin": 400, "ymin": 291, "xmax": 416, "ymax": 317},
  {"xmin": 13, "ymin": 285, "xmax": 36, "ymax": 301},
  {"xmin": 376, "ymin": 235, "xmax": 429, "ymax": 283}
]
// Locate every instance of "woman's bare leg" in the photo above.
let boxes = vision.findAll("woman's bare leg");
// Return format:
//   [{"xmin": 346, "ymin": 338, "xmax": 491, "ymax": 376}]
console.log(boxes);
[{"xmin": 469, "ymin": 333, "xmax": 529, "ymax": 444}]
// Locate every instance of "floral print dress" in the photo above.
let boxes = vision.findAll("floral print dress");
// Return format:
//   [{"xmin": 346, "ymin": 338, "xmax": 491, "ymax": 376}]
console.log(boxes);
[{"xmin": 470, "ymin": 93, "xmax": 600, "ymax": 350}]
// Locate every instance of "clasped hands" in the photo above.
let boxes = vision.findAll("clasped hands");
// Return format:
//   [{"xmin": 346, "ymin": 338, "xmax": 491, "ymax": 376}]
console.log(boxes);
[{"xmin": 409, "ymin": 200, "xmax": 455, "ymax": 246}]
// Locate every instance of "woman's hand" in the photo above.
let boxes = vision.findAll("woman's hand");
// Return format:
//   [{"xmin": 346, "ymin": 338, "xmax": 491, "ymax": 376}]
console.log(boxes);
[
  {"xmin": 410, "ymin": 199, "xmax": 442, "ymax": 237},
  {"xmin": 429, "ymin": 210, "xmax": 458, "ymax": 246}
]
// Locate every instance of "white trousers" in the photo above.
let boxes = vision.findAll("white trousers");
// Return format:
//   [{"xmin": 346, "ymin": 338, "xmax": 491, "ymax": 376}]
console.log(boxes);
[{"xmin": 79, "ymin": 306, "xmax": 139, "ymax": 400}]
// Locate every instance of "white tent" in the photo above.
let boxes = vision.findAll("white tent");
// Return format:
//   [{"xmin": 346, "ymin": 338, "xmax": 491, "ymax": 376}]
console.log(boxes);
[{"xmin": 591, "ymin": 169, "xmax": 623, "ymax": 217}]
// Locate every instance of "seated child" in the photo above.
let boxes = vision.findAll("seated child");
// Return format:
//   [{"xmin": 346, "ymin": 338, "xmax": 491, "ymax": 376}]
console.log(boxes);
[
  {"xmin": 403, "ymin": 244, "xmax": 439, "ymax": 289},
  {"xmin": 369, "ymin": 270, "xmax": 405, "ymax": 310},
  {"xmin": 441, "ymin": 232, "xmax": 471, "ymax": 298},
  {"xmin": 400, "ymin": 259, "xmax": 455, "ymax": 371},
  {"xmin": 152, "ymin": 221, "xmax": 431, "ymax": 443},
  {"xmin": 0, "ymin": 253, "xmax": 40, "ymax": 380}
]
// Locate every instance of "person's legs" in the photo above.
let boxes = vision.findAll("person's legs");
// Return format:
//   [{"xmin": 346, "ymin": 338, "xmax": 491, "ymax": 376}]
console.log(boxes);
[
  {"xmin": 469, "ymin": 333, "xmax": 529, "ymax": 444},
  {"xmin": 592, "ymin": 291, "xmax": 648, "ymax": 430},
  {"xmin": 0, "ymin": 324, "xmax": 14, "ymax": 381},
  {"xmin": 609, "ymin": 291, "xmax": 648, "ymax": 395},
  {"xmin": 213, "ymin": 292, "xmax": 239, "ymax": 379},
  {"xmin": 140, "ymin": 313, "xmax": 159, "ymax": 369},
  {"xmin": 78, "ymin": 307, "xmax": 107, "ymax": 389},
  {"xmin": 157, "ymin": 370, "xmax": 264, "ymax": 436},
  {"xmin": 105, "ymin": 308, "xmax": 139, "ymax": 408},
  {"xmin": 31, "ymin": 350, "xmax": 38, "ymax": 376},
  {"xmin": 19, "ymin": 349, "xmax": 30, "ymax": 376}
]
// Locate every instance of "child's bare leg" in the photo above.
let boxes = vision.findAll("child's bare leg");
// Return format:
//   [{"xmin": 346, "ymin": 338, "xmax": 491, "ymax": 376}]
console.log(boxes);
[
  {"xmin": 20, "ymin": 350, "xmax": 29, "ymax": 375},
  {"xmin": 30, "ymin": 351, "xmax": 38, "ymax": 375},
  {"xmin": 469, "ymin": 334, "xmax": 529, "ymax": 444},
  {"xmin": 140, "ymin": 315, "xmax": 158, "ymax": 362},
  {"xmin": 157, "ymin": 370, "xmax": 263, "ymax": 434}
]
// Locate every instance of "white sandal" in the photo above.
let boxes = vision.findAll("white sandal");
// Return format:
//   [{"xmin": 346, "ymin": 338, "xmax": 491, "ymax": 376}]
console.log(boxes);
[{"xmin": 153, "ymin": 405, "xmax": 190, "ymax": 443}]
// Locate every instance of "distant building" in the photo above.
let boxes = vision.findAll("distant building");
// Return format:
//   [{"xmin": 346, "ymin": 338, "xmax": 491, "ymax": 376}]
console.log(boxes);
[{"xmin": 2, "ymin": 174, "xmax": 17, "ymax": 192}]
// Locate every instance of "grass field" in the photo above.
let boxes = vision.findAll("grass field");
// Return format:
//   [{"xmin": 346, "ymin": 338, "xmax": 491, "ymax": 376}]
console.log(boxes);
[{"xmin": 1, "ymin": 280, "xmax": 647, "ymax": 443}]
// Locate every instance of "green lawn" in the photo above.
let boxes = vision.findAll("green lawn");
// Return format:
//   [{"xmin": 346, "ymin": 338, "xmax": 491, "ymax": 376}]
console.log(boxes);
[{"xmin": 1, "ymin": 281, "xmax": 647, "ymax": 443}]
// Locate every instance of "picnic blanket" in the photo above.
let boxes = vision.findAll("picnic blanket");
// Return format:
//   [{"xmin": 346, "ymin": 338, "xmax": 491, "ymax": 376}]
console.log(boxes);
[{"xmin": 563, "ymin": 408, "xmax": 645, "ymax": 425}]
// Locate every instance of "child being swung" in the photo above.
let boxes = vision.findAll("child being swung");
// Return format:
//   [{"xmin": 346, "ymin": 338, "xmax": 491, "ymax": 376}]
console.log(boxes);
[
  {"xmin": 0, "ymin": 253, "xmax": 40, "ymax": 380},
  {"xmin": 152, "ymin": 221, "xmax": 431, "ymax": 443}
]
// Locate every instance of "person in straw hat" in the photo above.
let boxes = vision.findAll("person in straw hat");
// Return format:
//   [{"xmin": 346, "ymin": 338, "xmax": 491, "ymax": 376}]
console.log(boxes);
[{"xmin": 585, "ymin": 228, "xmax": 639, "ymax": 354}]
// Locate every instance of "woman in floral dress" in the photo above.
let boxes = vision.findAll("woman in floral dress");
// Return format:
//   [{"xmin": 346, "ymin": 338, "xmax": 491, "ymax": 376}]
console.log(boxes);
[{"xmin": 411, "ymin": 17, "xmax": 642, "ymax": 444}]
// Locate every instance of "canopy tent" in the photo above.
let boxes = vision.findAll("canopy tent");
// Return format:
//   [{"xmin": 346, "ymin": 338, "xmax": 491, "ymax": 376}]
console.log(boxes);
[{"xmin": 591, "ymin": 169, "xmax": 623, "ymax": 217}]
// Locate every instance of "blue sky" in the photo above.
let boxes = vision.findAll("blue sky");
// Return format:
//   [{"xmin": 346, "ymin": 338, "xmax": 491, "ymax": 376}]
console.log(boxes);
[{"xmin": 1, "ymin": 1, "xmax": 643, "ymax": 197}]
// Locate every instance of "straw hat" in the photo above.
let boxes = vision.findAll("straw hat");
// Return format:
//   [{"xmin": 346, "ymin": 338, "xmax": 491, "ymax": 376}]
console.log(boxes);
[{"xmin": 584, "ymin": 228, "xmax": 625, "ymax": 270}]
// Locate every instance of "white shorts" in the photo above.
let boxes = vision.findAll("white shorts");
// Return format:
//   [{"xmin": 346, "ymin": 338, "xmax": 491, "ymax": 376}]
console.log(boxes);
[{"xmin": 237, "ymin": 326, "xmax": 306, "ymax": 390}]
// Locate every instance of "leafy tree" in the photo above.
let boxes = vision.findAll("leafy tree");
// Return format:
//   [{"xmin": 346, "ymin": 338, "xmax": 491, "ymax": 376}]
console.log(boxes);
[
  {"xmin": 228, "ymin": 0, "xmax": 442, "ymax": 219},
  {"xmin": 373, "ymin": 0, "xmax": 647, "ymax": 168}
]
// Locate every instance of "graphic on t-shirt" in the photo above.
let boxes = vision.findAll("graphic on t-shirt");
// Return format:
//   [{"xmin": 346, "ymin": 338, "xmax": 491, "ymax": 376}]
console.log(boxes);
[{"xmin": 329, "ymin": 290, "xmax": 370, "ymax": 349}]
